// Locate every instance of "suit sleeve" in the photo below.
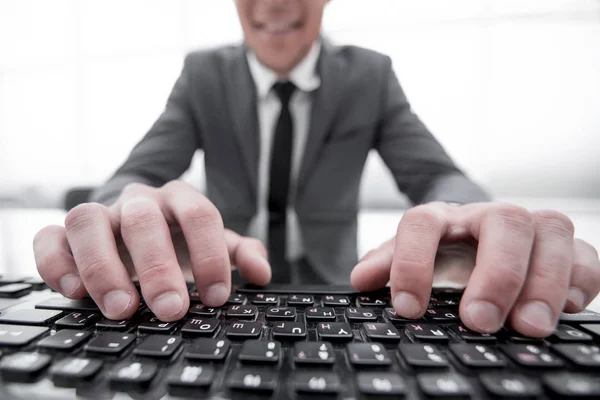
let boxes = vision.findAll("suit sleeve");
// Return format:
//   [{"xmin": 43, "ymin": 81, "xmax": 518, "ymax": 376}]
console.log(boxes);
[
  {"xmin": 90, "ymin": 55, "xmax": 201, "ymax": 206},
  {"xmin": 374, "ymin": 57, "xmax": 491, "ymax": 205}
]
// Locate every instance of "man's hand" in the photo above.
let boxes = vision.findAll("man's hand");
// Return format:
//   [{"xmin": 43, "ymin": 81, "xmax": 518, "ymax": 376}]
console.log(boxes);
[
  {"xmin": 33, "ymin": 181, "xmax": 271, "ymax": 322},
  {"xmin": 351, "ymin": 202, "xmax": 600, "ymax": 338}
]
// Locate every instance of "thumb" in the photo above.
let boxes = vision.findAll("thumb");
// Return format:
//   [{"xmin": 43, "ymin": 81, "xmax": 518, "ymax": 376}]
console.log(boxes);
[
  {"xmin": 350, "ymin": 238, "xmax": 395, "ymax": 291},
  {"xmin": 225, "ymin": 230, "xmax": 271, "ymax": 286}
]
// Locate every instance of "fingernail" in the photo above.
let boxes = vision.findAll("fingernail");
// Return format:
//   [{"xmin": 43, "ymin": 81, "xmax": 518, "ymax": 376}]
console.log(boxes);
[
  {"xmin": 153, "ymin": 292, "xmax": 184, "ymax": 319},
  {"xmin": 204, "ymin": 283, "xmax": 229, "ymax": 306},
  {"xmin": 567, "ymin": 287, "xmax": 585, "ymax": 310},
  {"xmin": 103, "ymin": 290, "xmax": 132, "ymax": 318},
  {"xmin": 393, "ymin": 292, "xmax": 422, "ymax": 318},
  {"xmin": 466, "ymin": 300, "xmax": 503, "ymax": 333},
  {"xmin": 519, "ymin": 301, "xmax": 554, "ymax": 333},
  {"xmin": 59, "ymin": 274, "xmax": 81, "ymax": 296}
]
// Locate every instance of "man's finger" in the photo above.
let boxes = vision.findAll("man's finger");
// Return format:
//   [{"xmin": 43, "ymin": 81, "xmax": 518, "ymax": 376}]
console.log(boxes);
[
  {"xmin": 33, "ymin": 225, "xmax": 88, "ymax": 298},
  {"xmin": 390, "ymin": 204, "xmax": 447, "ymax": 319},
  {"xmin": 162, "ymin": 181, "xmax": 231, "ymax": 307},
  {"xmin": 564, "ymin": 238, "xmax": 600, "ymax": 313},
  {"xmin": 225, "ymin": 231, "xmax": 271, "ymax": 286},
  {"xmin": 508, "ymin": 210, "xmax": 574, "ymax": 337},
  {"xmin": 65, "ymin": 203, "xmax": 140, "ymax": 319},
  {"xmin": 351, "ymin": 239, "xmax": 395, "ymax": 292},
  {"xmin": 120, "ymin": 197, "xmax": 189, "ymax": 321},
  {"xmin": 460, "ymin": 205, "xmax": 535, "ymax": 333}
]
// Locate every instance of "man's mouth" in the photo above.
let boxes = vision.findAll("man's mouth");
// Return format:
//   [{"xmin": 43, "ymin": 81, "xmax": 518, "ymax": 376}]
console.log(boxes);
[{"xmin": 254, "ymin": 21, "xmax": 302, "ymax": 34}]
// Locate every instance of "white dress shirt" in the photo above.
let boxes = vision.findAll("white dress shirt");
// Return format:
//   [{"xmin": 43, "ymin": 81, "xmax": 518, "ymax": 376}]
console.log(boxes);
[{"xmin": 246, "ymin": 41, "xmax": 322, "ymax": 262}]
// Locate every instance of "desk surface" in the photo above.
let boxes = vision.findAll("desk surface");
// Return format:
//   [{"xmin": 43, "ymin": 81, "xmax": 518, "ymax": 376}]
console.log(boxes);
[{"xmin": 2, "ymin": 198, "xmax": 600, "ymax": 312}]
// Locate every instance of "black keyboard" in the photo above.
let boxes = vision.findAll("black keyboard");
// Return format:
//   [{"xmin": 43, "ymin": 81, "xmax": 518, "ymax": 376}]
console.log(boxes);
[{"xmin": 0, "ymin": 279, "xmax": 599, "ymax": 399}]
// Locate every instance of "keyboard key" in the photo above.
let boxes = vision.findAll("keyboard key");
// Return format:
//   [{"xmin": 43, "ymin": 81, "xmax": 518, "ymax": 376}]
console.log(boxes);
[
  {"xmin": 450, "ymin": 344, "xmax": 506, "ymax": 368},
  {"xmin": 322, "ymin": 295, "xmax": 350, "ymax": 306},
  {"xmin": 543, "ymin": 372, "xmax": 600, "ymax": 397},
  {"xmin": 417, "ymin": 373, "xmax": 472, "ymax": 397},
  {"xmin": 317, "ymin": 322, "xmax": 353, "ymax": 341},
  {"xmin": 95, "ymin": 318, "xmax": 130, "ymax": 331},
  {"xmin": 36, "ymin": 297, "xmax": 99, "ymax": 312},
  {"xmin": 266, "ymin": 307, "xmax": 296, "ymax": 320},
  {"xmin": 581, "ymin": 324, "xmax": 600, "ymax": 339},
  {"xmin": 188, "ymin": 304, "xmax": 219, "ymax": 317},
  {"xmin": 294, "ymin": 342, "xmax": 335, "ymax": 365},
  {"xmin": 185, "ymin": 338, "xmax": 230, "ymax": 361},
  {"xmin": 188, "ymin": 291, "xmax": 202, "ymax": 303},
  {"xmin": 357, "ymin": 295, "xmax": 388, "ymax": 307},
  {"xmin": 449, "ymin": 324, "xmax": 497, "ymax": 343},
  {"xmin": 228, "ymin": 369, "xmax": 276, "ymax": 392},
  {"xmin": 479, "ymin": 373, "xmax": 541, "ymax": 398},
  {"xmin": 398, "ymin": 343, "xmax": 449, "ymax": 368},
  {"xmin": 226, "ymin": 305, "xmax": 258, "ymax": 319},
  {"xmin": 0, "ymin": 309, "xmax": 62, "ymax": 325},
  {"xmin": 550, "ymin": 324, "xmax": 594, "ymax": 343},
  {"xmin": 406, "ymin": 323, "xmax": 449, "ymax": 342},
  {"xmin": 227, "ymin": 293, "xmax": 246, "ymax": 305},
  {"xmin": 294, "ymin": 371, "xmax": 341, "ymax": 394},
  {"xmin": 347, "ymin": 342, "xmax": 391, "ymax": 366},
  {"xmin": 134, "ymin": 335, "xmax": 182, "ymax": 358},
  {"xmin": 504, "ymin": 329, "xmax": 544, "ymax": 344},
  {"xmin": 425, "ymin": 308, "xmax": 459, "ymax": 322},
  {"xmin": 138, "ymin": 315, "xmax": 176, "ymax": 333},
  {"xmin": 430, "ymin": 298, "xmax": 459, "ymax": 308},
  {"xmin": 384, "ymin": 307, "xmax": 417, "ymax": 323},
  {"xmin": 227, "ymin": 321, "xmax": 262, "ymax": 339},
  {"xmin": 501, "ymin": 344, "xmax": 564, "ymax": 368},
  {"xmin": 362, "ymin": 322, "xmax": 401, "ymax": 341},
  {"xmin": 552, "ymin": 344, "xmax": 600, "ymax": 368},
  {"xmin": 272, "ymin": 322, "xmax": 306, "ymax": 340},
  {"xmin": 167, "ymin": 364, "xmax": 214, "ymax": 395},
  {"xmin": 55, "ymin": 312, "xmax": 100, "ymax": 329},
  {"xmin": 37, "ymin": 329, "xmax": 91, "ymax": 351},
  {"xmin": 50, "ymin": 357, "xmax": 103, "ymax": 388},
  {"xmin": 559, "ymin": 310, "xmax": 600, "ymax": 323},
  {"xmin": 238, "ymin": 340, "xmax": 281, "ymax": 364},
  {"xmin": 306, "ymin": 307, "xmax": 336, "ymax": 321},
  {"xmin": 84, "ymin": 332, "xmax": 135, "ymax": 355},
  {"xmin": 357, "ymin": 372, "xmax": 406, "ymax": 396},
  {"xmin": 109, "ymin": 360, "xmax": 157, "ymax": 390},
  {"xmin": 0, "ymin": 352, "xmax": 52, "ymax": 383},
  {"xmin": 180, "ymin": 318, "xmax": 220, "ymax": 337},
  {"xmin": 0, "ymin": 324, "xmax": 48, "ymax": 346},
  {"xmin": 287, "ymin": 294, "xmax": 314, "ymax": 305},
  {"xmin": 252, "ymin": 293, "xmax": 279, "ymax": 305},
  {"xmin": 345, "ymin": 307, "xmax": 377, "ymax": 322},
  {"xmin": 0, "ymin": 283, "xmax": 33, "ymax": 298}
]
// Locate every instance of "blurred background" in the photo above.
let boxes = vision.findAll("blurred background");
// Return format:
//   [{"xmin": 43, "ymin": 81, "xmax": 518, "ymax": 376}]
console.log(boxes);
[{"xmin": 1, "ymin": 0, "xmax": 600, "ymax": 210}]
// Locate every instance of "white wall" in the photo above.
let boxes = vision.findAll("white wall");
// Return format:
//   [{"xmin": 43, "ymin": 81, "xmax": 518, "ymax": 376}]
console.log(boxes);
[{"xmin": 1, "ymin": 0, "xmax": 599, "ymax": 207}]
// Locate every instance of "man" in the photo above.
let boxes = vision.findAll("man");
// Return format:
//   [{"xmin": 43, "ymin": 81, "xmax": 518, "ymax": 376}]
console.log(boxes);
[{"xmin": 33, "ymin": 0, "xmax": 599, "ymax": 339}]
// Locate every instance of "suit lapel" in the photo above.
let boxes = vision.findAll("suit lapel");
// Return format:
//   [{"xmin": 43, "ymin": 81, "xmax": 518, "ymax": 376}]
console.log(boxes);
[
  {"xmin": 225, "ymin": 45, "xmax": 260, "ymax": 200},
  {"xmin": 297, "ymin": 40, "xmax": 346, "ymax": 195}
]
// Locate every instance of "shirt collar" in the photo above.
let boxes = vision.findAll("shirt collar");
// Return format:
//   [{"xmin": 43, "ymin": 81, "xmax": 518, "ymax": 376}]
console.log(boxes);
[{"xmin": 247, "ymin": 41, "xmax": 322, "ymax": 100}]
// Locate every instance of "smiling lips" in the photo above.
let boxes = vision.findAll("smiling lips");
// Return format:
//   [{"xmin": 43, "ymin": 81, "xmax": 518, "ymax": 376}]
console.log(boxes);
[{"xmin": 255, "ymin": 21, "xmax": 302, "ymax": 34}]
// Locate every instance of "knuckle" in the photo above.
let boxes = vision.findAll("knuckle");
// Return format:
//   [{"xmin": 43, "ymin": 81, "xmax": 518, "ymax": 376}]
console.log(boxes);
[
  {"xmin": 120, "ymin": 202, "xmax": 161, "ymax": 233},
  {"xmin": 530, "ymin": 261, "xmax": 570, "ymax": 292},
  {"xmin": 181, "ymin": 199, "xmax": 222, "ymax": 230},
  {"xmin": 402, "ymin": 205, "xmax": 444, "ymax": 233},
  {"xmin": 78, "ymin": 253, "xmax": 113, "ymax": 286},
  {"xmin": 488, "ymin": 204, "xmax": 535, "ymax": 234},
  {"xmin": 575, "ymin": 238, "xmax": 599, "ymax": 259},
  {"xmin": 162, "ymin": 179, "xmax": 184, "ymax": 192},
  {"xmin": 33, "ymin": 225, "xmax": 63, "ymax": 249},
  {"xmin": 35, "ymin": 251, "xmax": 65, "ymax": 277},
  {"xmin": 137, "ymin": 260, "xmax": 174, "ymax": 285},
  {"xmin": 487, "ymin": 266, "xmax": 525, "ymax": 295},
  {"xmin": 64, "ymin": 203, "xmax": 106, "ymax": 233},
  {"xmin": 122, "ymin": 182, "xmax": 150, "ymax": 197},
  {"xmin": 534, "ymin": 210, "xmax": 575, "ymax": 237}
]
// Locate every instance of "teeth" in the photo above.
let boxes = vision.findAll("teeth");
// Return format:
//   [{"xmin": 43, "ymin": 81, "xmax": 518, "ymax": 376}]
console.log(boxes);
[{"xmin": 263, "ymin": 22, "xmax": 295, "ymax": 33}]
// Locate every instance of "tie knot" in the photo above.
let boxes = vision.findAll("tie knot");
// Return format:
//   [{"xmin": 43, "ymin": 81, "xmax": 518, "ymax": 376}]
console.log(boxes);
[{"xmin": 273, "ymin": 81, "xmax": 296, "ymax": 106}]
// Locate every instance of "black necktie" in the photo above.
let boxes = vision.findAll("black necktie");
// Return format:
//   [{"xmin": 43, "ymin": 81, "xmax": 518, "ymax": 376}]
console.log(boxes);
[{"xmin": 268, "ymin": 81, "xmax": 296, "ymax": 283}]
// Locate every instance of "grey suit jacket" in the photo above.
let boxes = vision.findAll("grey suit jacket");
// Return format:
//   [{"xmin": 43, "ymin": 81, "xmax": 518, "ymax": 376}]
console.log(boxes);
[{"xmin": 91, "ymin": 39, "xmax": 490, "ymax": 283}]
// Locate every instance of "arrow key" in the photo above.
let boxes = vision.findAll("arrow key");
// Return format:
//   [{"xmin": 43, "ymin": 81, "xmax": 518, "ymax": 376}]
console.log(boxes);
[
  {"xmin": 294, "ymin": 342, "xmax": 335, "ymax": 365},
  {"xmin": 37, "ymin": 329, "xmax": 91, "ymax": 351},
  {"xmin": 347, "ymin": 342, "xmax": 392, "ymax": 367}
]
